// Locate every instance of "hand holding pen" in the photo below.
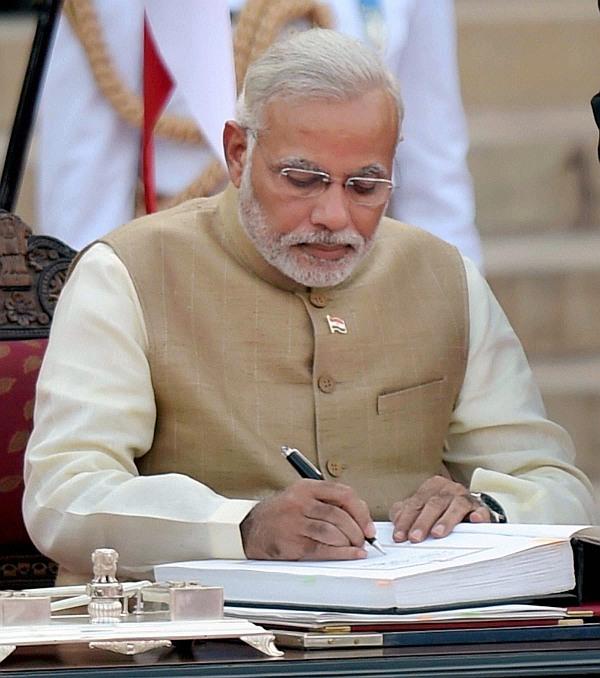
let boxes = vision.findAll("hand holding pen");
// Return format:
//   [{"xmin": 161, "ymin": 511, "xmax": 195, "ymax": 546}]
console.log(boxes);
[
  {"xmin": 239, "ymin": 448, "xmax": 381, "ymax": 561},
  {"xmin": 281, "ymin": 446, "xmax": 385, "ymax": 555}
]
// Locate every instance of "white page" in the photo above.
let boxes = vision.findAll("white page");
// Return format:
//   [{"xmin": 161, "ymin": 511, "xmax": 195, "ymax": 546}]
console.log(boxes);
[
  {"xmin": 159, "ymin": 523, "xmax": 570, "ymax": 581},
  {"xmin": 449, "ymin": 523, "xmax": 593, "ymax": 539},
  {"xmin": 225, "ymin": 603, "xmax": 568, "ymax": 625}
]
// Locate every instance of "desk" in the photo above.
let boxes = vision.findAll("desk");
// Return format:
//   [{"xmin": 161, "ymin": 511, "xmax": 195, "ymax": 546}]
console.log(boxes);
[{"xmin": 2, "ymin": 636, "xmax": 600, "ymax": 677}]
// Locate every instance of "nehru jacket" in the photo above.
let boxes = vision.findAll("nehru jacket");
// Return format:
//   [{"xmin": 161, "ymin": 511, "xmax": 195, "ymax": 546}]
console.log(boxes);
[{"xmin": 102, "ymin": 185, "xmax": 468, "ymax": 519}]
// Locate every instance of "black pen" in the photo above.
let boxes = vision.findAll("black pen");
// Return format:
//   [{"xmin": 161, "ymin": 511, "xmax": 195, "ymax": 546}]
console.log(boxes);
[{"xmin": 281, "ymin": 445, "xmax": 386, "ymax": 555}]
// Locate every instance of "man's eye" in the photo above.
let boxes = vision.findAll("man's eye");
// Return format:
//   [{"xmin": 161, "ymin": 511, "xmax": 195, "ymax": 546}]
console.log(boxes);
[
  {"xmin": 282, "ymin": 170, "xmax": 326, "ymax": 188},
  {"xmin": 347, "ymin": 179, "xmax": 377, "ymax": 194}
]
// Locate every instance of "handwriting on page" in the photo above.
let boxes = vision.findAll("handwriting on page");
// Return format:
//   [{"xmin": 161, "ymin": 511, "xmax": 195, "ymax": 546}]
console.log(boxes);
[
  {"xmin": 361, "ymin": 547, "xmax": 481, "ymax": 569},
  {"xmin": 303, "ymin": 544, "xmax": 488, "ymax": 571},
  {"xmin": 241, "ymin": 542, "xmax": 492, "ymax": 574}
]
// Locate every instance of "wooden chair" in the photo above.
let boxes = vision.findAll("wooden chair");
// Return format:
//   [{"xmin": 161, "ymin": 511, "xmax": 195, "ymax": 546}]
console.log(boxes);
[{"xmin": 0, "ymin": 210, "xmax": 76, "ymax": 588}]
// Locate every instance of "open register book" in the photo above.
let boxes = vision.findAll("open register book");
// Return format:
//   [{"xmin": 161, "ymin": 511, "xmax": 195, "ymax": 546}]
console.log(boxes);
[{"xmin": 154, "ymin": 523, "xmax": 600, "ymax": 612}]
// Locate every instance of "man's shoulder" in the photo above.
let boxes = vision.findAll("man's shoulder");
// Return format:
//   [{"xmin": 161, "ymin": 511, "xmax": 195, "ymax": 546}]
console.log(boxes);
[
  {"xmin": 377, "ymin": 215, "xmax": 461, "ymax": 256},
  {"xmin": 108, "ymin": 193, "xmax": 222, "ymax": 242}
]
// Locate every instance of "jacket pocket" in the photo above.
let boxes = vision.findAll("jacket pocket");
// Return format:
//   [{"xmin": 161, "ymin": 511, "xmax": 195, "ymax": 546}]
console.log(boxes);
[{"xmin": 377, "ymin": 377, "xmax": 448, "ymax": 415}]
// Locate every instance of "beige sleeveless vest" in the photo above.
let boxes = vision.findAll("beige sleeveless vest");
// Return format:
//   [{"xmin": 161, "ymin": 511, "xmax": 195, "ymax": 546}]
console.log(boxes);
[{"xmin": 102, "ymin": 185, "xmax": 468, "ymax": 520}]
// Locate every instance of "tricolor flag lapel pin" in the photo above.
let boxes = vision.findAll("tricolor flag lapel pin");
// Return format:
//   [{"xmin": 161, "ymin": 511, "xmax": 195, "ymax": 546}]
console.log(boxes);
[{"xmin": 326, "ymin": 314, "xmax": 348, "ymax": 335}]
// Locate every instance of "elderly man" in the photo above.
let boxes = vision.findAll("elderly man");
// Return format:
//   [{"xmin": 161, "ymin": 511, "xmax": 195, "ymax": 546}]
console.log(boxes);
[{"xmin": 24, "ymin": 29, "xmax": 596, "ymax": 582}]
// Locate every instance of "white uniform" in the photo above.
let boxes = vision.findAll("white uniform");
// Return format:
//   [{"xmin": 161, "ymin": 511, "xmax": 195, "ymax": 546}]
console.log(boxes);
[{"xmin": 36, "ymin": 0, "xmax": 481, "ymax": 265}]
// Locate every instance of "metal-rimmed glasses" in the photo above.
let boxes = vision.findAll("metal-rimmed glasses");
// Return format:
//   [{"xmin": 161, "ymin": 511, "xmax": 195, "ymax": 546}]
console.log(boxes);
[
  {"xmin": 277, "ymin": 167, "xmax": 394, "ymax": 207},
  {"xmin": 252, "ymin": 136, "xmax": 394, "ymax": 207}
]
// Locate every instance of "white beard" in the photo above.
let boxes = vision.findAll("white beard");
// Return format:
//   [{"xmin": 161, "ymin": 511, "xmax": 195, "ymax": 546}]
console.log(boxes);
[{"xmin": 237, "ymin": 158, "xmax": 378, "ymax": 288}]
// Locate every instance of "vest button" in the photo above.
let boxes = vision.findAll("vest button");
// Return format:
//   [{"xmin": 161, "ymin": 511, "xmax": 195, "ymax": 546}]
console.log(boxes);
[
  {"xmin": 317, "ymin": 374, "xmax": 335, "ymax": 393},
  {"xmin": 309, "ymin": 292, "xmax": 329, "ymax": 308},
  {"xmin": 326, "ymin": 458, "xmax": 345, "ymax": 477}
]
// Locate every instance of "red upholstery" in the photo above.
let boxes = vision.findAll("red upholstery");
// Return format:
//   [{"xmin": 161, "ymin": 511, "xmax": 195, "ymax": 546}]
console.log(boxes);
[
  {"xmin": 0, "ymin": 216, "xmax": 74, "ymax": 588},
  {"xmin": 0, "ymin": 337, "xmax": 57, "ymax": 587},
  {"xmin": 0, "ymin": 339, "xmax": 56, "ymax": 589},
  {"xmin": 0, "ymin": 339, "xmax": 46, "ymax": 544}
]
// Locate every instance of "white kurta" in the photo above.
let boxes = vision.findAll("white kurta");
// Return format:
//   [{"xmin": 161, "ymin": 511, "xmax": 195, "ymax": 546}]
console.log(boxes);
[
  {"xmin": 36, "ymin": 0, "xmax": 482, "ymax": 265},
  {"xmin": 23, "ymin": 244, "xmax": 597, "ymax": 580}
]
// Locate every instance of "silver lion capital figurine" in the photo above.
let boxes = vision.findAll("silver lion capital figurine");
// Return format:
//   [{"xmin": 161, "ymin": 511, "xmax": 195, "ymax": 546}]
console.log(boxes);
[{"xmin": 86, "ymin": 548, "xmax": 124, "ymax": 623}]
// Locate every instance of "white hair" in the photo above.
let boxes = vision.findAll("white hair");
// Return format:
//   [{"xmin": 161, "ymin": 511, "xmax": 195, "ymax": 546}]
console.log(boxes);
[{"xmin": 236, "ymin": 28, "xmax": 403, "ymax": 140}]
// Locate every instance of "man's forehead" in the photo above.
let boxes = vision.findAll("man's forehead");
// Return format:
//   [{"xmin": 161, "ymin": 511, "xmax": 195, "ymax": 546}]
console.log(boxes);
[
  {"xmin": 256, "ymin": 92, "xmax": 398, "ymax": 173},
  {"xmin": 261, "ymin": 90, "xmax": 398, "ymax": 133}
]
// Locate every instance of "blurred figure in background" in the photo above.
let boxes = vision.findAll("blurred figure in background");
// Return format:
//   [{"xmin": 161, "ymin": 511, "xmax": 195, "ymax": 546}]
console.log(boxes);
[{"xmin": 36, "ymin": 0, "xmax": 482, "ymax": 266}]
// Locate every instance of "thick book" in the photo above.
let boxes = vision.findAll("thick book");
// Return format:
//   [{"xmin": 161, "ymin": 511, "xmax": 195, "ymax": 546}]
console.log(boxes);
[{"xmin": 154, "ymin": 523, "xmax": 600, "ymax": 612}]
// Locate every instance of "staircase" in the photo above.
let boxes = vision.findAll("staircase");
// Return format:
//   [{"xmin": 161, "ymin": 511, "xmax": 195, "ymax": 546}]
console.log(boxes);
[
  {"xmin": 1, "ymin": 3, "xmax": 599, "ymax": 496},
  {"xmin": 457, "ymin": 0, "xmax": 600, "ymax": 494}
]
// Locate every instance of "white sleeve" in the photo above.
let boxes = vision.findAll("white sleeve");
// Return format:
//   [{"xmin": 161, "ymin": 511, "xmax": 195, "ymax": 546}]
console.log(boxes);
[
  {"xmin": 23, "ymin": 244, "xmax": 256, "ymax": 580},
  {"xmin": 385, "ymin": 0, "xmax": 483, "ymax": 268},
  {"xmin": 446, "ymin": 257, "xmax": 598, "ymax": 524}
]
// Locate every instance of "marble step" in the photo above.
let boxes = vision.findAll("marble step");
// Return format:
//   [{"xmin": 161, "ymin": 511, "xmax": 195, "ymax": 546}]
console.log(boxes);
[
  {"xmin": 468, "ymin": 108, "xmax": 600, "ymax": 237},
  {"xmin": 484, "ymin": 234, "xmax": 600, "ymax": 357},
  {"xmin": 456, "ymin": 0, "xmax": 600, "ymax": 109},
  {"xmin": 457, "ymin": 0, "xmax": 600, "ymax": 238},
  {"xmin": 531, "ymin": 356, "xmax": 600, "ymax": 496}
]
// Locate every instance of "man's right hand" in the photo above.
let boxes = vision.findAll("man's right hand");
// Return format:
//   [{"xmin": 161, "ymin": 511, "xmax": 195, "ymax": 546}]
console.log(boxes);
[{"xmin": 240, "ymin": 479, "xmax": 375, "ymax": 560}]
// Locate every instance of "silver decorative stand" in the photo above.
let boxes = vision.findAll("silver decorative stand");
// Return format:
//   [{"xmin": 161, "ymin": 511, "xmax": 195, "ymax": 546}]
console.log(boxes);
[{"xmin": 0, "ymin": 548, "xmax": 282, "ymax": 662}]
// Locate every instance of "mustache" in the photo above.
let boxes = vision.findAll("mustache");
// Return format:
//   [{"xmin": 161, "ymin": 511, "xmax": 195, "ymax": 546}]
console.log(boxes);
[{"xmin": 279, "ymin": 229, "xmax": 365, "ymax": 250}]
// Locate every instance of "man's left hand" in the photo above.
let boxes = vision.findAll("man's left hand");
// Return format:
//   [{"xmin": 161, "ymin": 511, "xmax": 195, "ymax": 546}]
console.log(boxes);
[{"xmin": 389, "ymin": 475, "xmax": 491, "ymax": 543}]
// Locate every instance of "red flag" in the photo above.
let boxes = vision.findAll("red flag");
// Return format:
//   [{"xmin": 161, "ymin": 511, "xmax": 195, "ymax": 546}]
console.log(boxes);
[
  {"xmin": 143, "ymin": 1, "xmax": 235, "ymax": 167},
  {"xmin": 142, "ymin": 15, "xmax": 173, "ymax": 214}
]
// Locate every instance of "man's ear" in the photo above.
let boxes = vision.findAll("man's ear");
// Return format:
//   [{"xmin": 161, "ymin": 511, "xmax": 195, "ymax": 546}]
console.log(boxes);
[{"xmin": 223, "ymin": 121, "xmax": 248, "ymax": 187}]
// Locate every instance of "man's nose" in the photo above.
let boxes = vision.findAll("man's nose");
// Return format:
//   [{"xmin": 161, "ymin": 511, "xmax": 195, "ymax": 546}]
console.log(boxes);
[{"xmin": 310, "ymin": 183, "xmax": 352, "ymax": 231}]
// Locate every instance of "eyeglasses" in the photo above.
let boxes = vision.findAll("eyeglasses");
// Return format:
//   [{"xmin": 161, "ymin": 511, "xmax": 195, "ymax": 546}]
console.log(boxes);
[
  {"xmin": 251, "ymin": 136, "xmax": 394, "ymax": 207},
  {"xmin": 276, "ymin": 167, "xmax": 394, "ymax": 207}
]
